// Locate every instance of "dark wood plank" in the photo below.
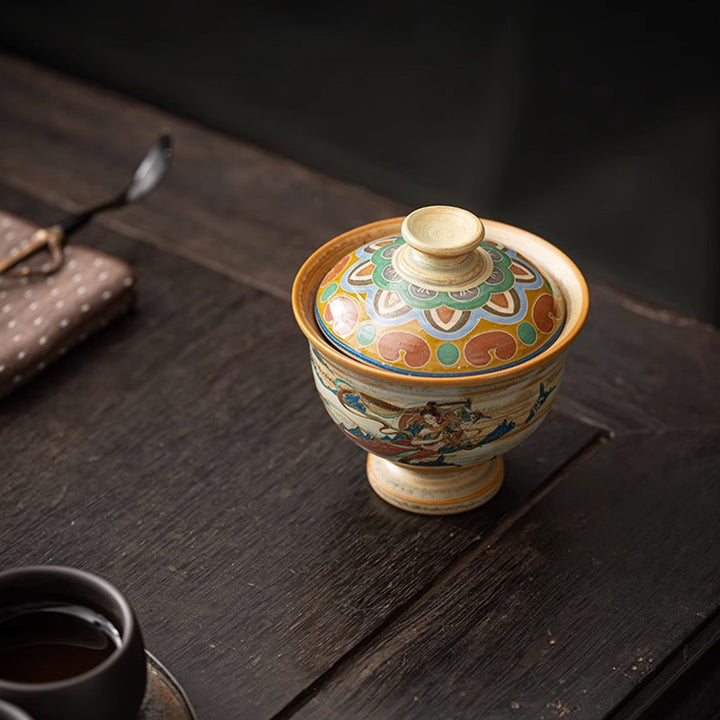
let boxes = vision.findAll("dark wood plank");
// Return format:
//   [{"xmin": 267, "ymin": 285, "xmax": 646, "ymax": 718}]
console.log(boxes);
[
  {"xmin": 0, "ymin": 182, "xmax": 599, "ymax": 719},
  {"xmin": 637, "ymin": 641, "xmax": 720, "ymax": 720},
  {"xmin": 291, "ymin": 429, "xmax": 720, "ymax": 720},
  {"xmin": 555, "ymin": 286, "xmax": 720, "ymax": 434},
  {"xmin": 611, "ymin": 612, "xmax": 720, "ymax": 720},
  {"xmin": 0, "ymin": 53, "xmax": 406, "ymax": 299}
]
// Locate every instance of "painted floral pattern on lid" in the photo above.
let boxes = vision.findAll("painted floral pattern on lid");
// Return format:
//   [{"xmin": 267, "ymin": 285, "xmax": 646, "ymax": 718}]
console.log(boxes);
[{"xmin": 315, "ymin": 206, "xmax": 565, "ymax": 376}]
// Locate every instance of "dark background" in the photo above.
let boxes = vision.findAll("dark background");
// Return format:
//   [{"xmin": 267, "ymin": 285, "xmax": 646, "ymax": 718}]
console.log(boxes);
[{"xmin": 0, "ymin": 0, "xmax": 717, "ymax": 322}]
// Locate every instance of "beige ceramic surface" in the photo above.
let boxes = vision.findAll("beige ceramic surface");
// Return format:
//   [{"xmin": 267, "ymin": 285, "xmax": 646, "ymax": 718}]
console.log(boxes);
[
  {"xmin": 314, "ymin": 206, "xmax": 566, "ymax": 377},
  {"xmin": 293, "ymin": 212, "xmax": 589, "ymax": 514}
]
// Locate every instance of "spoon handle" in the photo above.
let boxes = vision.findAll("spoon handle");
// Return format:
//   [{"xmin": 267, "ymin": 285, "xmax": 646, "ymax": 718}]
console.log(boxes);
[
  {"xmin": 57, "ymin": 195, "xmax": 126, "ymax": 237},
  {"xmin": 0, "ymin": 133, "xmax": 172, "ymax": 277},
  {"xmin": 58, "ymin": 132, "xmax": 173, "ymax": 239}
]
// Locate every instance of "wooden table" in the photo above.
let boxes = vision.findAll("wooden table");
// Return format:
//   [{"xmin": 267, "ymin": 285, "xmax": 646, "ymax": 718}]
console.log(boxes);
[{"xmin": 1, "ymin": 54, "xmax": 719, "ymax": 720}]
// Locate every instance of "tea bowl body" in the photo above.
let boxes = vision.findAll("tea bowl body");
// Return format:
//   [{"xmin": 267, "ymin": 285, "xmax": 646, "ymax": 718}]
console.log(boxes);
[{"xmin": 293, "ymin": 217, "xmax": 588, "ymax": 514}]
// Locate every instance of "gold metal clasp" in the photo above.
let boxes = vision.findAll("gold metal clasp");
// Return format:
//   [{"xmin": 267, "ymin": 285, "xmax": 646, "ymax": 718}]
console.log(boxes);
[{"xmin": 0, "ymin": 225, "xmax": 66, "ymax": 277}]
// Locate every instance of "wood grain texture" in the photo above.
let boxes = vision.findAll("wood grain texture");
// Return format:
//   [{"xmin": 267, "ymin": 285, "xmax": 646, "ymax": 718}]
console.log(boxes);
[
  {"xmin": 555, "ymin": 285, "xmax": 720, "ymax": 435},
  {"xmin": 0, "ymin": 184, "xmax": 599, "ymax": 718},
  {"xmin": 0, "ymin": 53, "xmax": 406, "ymax": 299},
  {"xmin": 293, "ymin": 429, "xmax": 720, "ymax": 720}
]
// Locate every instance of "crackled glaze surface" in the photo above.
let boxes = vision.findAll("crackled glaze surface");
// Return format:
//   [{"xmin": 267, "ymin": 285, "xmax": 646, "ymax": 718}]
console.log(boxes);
[{"xmin": 315, "ymin": 233, "xmax": 565, "ymax": 376}]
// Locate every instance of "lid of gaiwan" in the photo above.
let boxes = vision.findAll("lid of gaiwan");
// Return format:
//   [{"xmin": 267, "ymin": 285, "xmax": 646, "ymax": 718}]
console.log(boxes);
[{"xmin": 315, "ymin": 206, "xmax": 566, "ymax": 376}]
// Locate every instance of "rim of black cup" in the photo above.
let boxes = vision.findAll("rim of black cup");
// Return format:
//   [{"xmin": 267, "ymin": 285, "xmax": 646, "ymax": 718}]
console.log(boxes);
[
  {"xmin": 0, "ymin": 698, "xmax": 35, "ymax": 720},
  {"xmin": 0, "ymin": 566, "xmax": 136, "ymax": 692}
]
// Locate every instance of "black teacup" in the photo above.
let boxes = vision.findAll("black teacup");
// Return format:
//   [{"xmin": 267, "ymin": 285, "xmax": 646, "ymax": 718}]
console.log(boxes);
[{"xmin": 0, "ymin": 566, "xmax": 146, "ymax": 720}]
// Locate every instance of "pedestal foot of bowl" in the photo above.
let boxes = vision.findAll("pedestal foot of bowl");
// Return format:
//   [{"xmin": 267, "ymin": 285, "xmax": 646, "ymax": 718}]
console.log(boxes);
[{"xmin": 366, "ymin": 454, "xmax": 504, "ymax": 515}]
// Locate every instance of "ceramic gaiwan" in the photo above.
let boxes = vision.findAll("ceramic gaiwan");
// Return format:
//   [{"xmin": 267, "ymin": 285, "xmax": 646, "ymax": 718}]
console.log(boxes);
[{"xmin": 292, "ymin": 206, "xmax": 588, "ymax": 514}]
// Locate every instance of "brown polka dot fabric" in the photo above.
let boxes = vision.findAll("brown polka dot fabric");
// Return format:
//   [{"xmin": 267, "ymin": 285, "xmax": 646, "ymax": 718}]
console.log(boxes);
[{"xmin": 0, "ymin": 212, "xmax": 135, "ymax": 398}]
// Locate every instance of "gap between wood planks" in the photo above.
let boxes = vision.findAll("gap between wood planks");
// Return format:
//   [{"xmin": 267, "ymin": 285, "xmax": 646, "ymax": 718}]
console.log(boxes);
[
  {"xmin": 270, "ymin": 429, "xmax": 611, "ymax": 720},
  {"xmin": 608, "ymin": 607, "xmax": 720, "ymax": 720}
]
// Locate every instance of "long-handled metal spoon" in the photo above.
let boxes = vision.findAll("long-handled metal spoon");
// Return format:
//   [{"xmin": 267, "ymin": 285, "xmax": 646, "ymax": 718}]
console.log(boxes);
[{"xmin": 0, "ymin": 133, "xmax": 173, "ymax": 277}]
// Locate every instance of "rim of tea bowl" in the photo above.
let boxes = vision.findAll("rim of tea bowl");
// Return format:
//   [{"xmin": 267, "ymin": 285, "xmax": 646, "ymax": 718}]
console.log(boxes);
[{"xmin": 0, "ymin": 566, "xmax": 147, "ymax": 720}]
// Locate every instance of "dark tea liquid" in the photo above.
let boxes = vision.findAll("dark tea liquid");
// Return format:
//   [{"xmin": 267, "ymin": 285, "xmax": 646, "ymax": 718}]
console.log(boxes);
[{"xmin": 0, "ymin": 603, "xmax": 121, "ymax": 683}]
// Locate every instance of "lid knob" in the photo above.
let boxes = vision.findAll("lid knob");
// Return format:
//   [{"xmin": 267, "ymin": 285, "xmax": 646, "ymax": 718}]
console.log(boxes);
[
  {"xmin": 396, "ymin": 206, "xmax": 490, "ymax": 290},
  {"xmin": 402, "ymin": 206, "xmax": 485, "ymax": 258}
]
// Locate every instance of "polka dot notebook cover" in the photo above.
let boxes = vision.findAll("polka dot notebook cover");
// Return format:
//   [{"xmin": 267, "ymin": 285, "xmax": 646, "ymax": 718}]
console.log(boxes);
[{"xmin": 0, "ymin": 211, "xmax": 135, "ymax": 398}]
